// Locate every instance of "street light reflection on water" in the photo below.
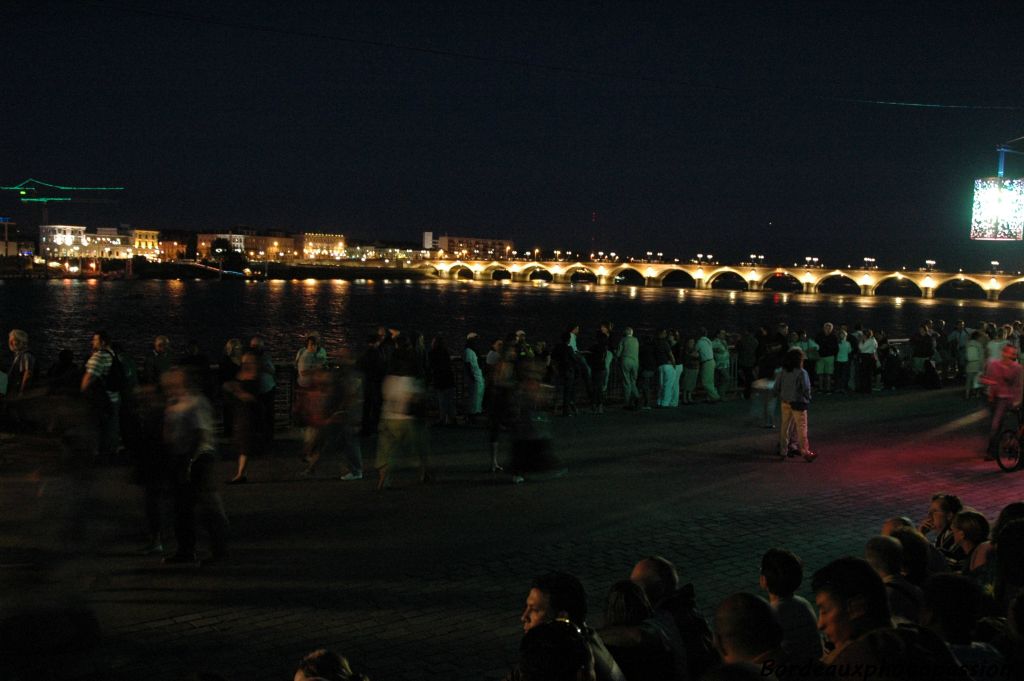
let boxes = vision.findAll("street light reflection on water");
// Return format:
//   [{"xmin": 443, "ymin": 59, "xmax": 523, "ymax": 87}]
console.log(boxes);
[{"xmin": 5, "ymin": 278, "xmax": 1024, "ymax": 364}]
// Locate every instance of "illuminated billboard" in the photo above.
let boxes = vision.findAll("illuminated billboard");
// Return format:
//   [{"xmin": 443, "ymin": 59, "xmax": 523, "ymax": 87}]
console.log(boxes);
[{"xmin": 971, "ymin": 177, "xmax": 1024, "ymax": 240}]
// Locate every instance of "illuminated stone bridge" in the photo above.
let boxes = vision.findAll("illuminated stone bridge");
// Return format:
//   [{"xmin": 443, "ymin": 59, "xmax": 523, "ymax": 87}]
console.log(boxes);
[{"xmin": 413, "ymin": 260, "xmax": 1024, "ymax": 300}]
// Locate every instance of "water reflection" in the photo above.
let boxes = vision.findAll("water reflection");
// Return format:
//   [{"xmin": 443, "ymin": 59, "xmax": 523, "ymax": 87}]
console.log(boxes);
[{"xmin": 5, "ymin": 278, "xmax": 1024, "ymax": 363}]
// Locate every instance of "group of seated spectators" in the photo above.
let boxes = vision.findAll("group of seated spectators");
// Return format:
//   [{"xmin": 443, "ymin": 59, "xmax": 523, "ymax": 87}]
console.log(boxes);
[{"xmin": 270, "ymin": 494, "xmax": 1024, "ymax": 681}]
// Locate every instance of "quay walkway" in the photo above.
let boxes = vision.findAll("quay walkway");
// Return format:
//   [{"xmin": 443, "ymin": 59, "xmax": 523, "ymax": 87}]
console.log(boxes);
[{"xmin": 0, "ymin": 384, "xmax": 1015, "ymax": 680}]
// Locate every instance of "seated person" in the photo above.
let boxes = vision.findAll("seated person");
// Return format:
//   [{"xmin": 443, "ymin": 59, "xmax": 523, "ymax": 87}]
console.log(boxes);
[
  {"xmin": 713, "ymin": 592, "xmax": 787, "ymax": 670},
  {"xmin": 759, "ymin": 548, "xmax": 823, "ymax": 664},
  {"xmin": 520, "ymin": 571, "xmax": 624, "ymax": 681},
  {"xmin": 865, "ymin": 536, "xmax": 924, "ymax": 624},
  {"xmin": 599, "ymin": 580, "xmax": 673, "ymax": 681}
]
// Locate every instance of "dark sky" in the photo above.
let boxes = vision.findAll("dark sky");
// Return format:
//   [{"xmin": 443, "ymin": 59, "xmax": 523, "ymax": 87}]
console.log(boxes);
[{"xmin": 3, "ymin": 0, "xmax": 1023, "ymax": 270}]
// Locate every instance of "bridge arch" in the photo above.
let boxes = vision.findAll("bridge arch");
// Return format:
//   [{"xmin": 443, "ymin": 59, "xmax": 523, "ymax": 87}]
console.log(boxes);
[
  {"xmin": 443, "ymin": 263, "xmax": 477, "ymax": 280},
  {"xmin": 931, "ymin": 276, "xmax": 987, "ymax": 300},
  {"xmin": 481, "ymin": 262, "xmax": 513, "ymax": 280},
  {"xmin": 762, "ymin": 270, "xmax": 803, "ymax": 292},
  {"xmin": 564, "ymin": 264, "xmax": 597, "ymax": 283},
  {"xmin": 871, "ymin": 274, "xmax": 923, "ymax": 297},
  {"xmin": 814, "ymin": 272, "xmax": 860, "ymax": 294},
  {"xmin": 707, "ymin": 267, "xmax": 749, "ymax": 290},
  {"xmin": 996, "ymin": 277, "xmax": 1024, "ymax": 300},
  {"xmin": 656, "ymin": 268, "xmax": 697, "ymax": 288},
  {"xmin": 608, "ymin": 265, "xmax": 646, "ymax": 285}
]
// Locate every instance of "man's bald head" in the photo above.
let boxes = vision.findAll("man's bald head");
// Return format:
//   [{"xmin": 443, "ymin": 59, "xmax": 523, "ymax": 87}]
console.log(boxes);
[{"xmin": 630, "ymin": 556, "xmax": 679, "ymax": 606}]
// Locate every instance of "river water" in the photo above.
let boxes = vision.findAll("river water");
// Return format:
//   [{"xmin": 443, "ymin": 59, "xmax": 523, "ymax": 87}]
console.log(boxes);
[{"xmin": 2, "ymin": 278, "xmax": 1023, "ymax": 365}]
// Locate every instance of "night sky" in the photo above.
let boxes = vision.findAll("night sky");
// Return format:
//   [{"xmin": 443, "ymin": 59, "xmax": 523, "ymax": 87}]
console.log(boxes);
[{"xmin": 3, "ymin": 1, "xmax": 1023, "ymax": 270}]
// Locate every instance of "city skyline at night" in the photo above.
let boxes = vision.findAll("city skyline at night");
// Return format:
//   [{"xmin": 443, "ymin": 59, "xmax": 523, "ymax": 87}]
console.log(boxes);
[{"xmin": 4, "ymin": 1, "xmax": 1024, "ymax": 269}]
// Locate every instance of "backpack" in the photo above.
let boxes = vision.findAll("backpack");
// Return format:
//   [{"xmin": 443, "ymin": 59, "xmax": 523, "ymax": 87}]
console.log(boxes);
[{"xmin": 103, "ymin": 350, "xmax": 127, "ymax": 393}]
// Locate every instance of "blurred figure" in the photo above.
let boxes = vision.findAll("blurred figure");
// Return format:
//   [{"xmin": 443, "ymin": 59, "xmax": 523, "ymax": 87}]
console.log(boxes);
[{"xmin": 161, "ymin": 367, "xmax": 228, "ymax": 565}]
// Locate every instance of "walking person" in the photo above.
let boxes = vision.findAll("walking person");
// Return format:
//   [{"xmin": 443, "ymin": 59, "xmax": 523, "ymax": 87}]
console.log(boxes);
[
  {"xmin": 161, "ymin": 367, "xmax": 229, "ymax": 565},
  {"xmin": 773, "ymin": 348, "xmax": 817, "ymax": 462}
]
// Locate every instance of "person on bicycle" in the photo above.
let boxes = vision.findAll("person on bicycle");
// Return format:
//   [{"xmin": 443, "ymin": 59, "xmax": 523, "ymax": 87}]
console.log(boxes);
[{"xmin": 981, "ymin": 344, "xmax": 1023, "ymax": 460}]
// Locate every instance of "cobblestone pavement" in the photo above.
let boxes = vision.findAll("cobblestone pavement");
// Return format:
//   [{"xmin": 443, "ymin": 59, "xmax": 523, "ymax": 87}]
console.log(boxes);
[{"xmin": 1, "ymin": 387, "xmax": 1020, "ymax": 680}]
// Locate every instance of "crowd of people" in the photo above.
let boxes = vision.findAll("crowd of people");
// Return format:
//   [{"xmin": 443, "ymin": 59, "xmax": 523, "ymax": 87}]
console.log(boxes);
[
  {"xmin": 3, "ymin": 319, "xmax": 1024, "ymax": 679},
  {"xmin": 184, "ymin": 494, "xmax": 1024, "ymax": 679}
]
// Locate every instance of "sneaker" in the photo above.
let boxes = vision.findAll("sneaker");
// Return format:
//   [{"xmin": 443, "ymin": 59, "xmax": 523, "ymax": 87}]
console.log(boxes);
[
  {"xmin": 340, "ymin": 472, "xmax": 363, "ymax": 481},
  {"xmin": 803, "ymin": 451, "xmax": 818, "ymax": 463}
]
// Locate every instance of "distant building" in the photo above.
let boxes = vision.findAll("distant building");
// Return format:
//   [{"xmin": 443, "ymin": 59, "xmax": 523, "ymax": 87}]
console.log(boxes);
[
  {"xmin": 1, "ymin": 218, "xmax": 19, "ymax": 256},
  {"xmin": 196, "ymin": 231, "xmax": 251, "ymax": 259},
  {"xmin": 245, "ymin": 233, "xmax": 297, "ymax": 261},
  {"xmin": 295, "ymin": 232, "xmax": 346, "ymax": 260},
  {"xmin": 38, "ymin": 224, "xmax": 88, "ymax": 258},
  {"xmin": 81, "ymin": 227, "xmax": 132, "ymax": 259},
  {"xmin": 158, "ymin": 230, "xmax": 194, "ymax": 261},
  {"xmin": 428, "ymin": 233, "xmax": 515, "ymax": 259},
  {"xmin": 130, "ymin": 228, "xmax": 160, "ymax": 260}
]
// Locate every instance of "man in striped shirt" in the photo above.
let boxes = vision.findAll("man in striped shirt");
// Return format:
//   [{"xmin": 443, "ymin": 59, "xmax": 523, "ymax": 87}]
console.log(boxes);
[{"xmin": 81, "ymin": 331, "xmax": 120, "ymax": 459}]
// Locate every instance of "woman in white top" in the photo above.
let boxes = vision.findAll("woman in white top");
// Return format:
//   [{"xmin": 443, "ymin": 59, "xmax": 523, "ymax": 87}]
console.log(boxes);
[
  {"xmin": 857, "ymin": 329, "xmax": 878, "ymax": 394},
  {"xmin": 985, "ymin": 327, "xmax": 1008, "ymax": 366}
]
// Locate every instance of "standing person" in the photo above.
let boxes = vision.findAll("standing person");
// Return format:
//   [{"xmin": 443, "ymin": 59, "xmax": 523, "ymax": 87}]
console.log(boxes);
[
  {"xmin": 428, "ymin": 335, "xmax": 457, "ymax": 426},
  {"xmin": 737, "ymin": 327, "xmax": 759, "ymax": 400},
  {"xmin": 80, "ymin": 331, "xmax": 122, "ymax": 460},
  {"xmin": 834, "ymin": 329, "xmax": 852, "ymax": 394},
  {"xmin": 964, "ymin": 331, "xmax": 984, "ymax": 399},
  {"xmin": 948, "ymin": 320, "xmax": 970, "ymax": 379},
  {"xmin": 586, "ymin": 331, "xmax": 609, "ymax": 414},
  {"xmin": 217, "ymin": 338, "xmax": 243, "ymax": 438},
  {"xmin": 773, "ymin": 348, "xmax": 816, "ymax": 462},
  {"xmin": 487, "ymin": 343, "xmax": 518, "ymax": 471},
  {"xmin": 357, "ymin": 333, "xmax": 385, "ymax": 436},
  {"xmin": 681, "ymin": 337, "xmax": 700, "ymax": 405},
  {"xmin": 551, "ymin": 331, "xmax": 578, "ymax": 416},
  {"xmin": 981, "ymin": 344, "xmax": 1024, "ymax": 460},
  {"xmin": 141, "ymin": 335, "xmax": 172, "ymax": 385},
  {"xmin": 654, "ymin": 329, "xmax": 675, "ymax": 407},
  {"xmin": 248, "ymin": 334, "xmax": 277, "ymax": 441},
  {"xmin": 815, "ymin": 322, "xmax": 839, "ymax": 393},
  {"xmin": 711, "ymin": 329, "xmax": 731, "ymax": 393},
  {"xmin": 293, "ymin": 334, "xmax": 326, "ymax": 439},
  {"xmin": 223, "ymin": 350, "xmax": 264, "ymax": 484},
  {"xmin": 696, "ymin": 327, "xmax": 721, "ymax": 403},
  {"xmin": 294, "ymin": 335, "xmax": 326, "ymax": 392},
  {"xmin": 637, "ymin": 334, "xmax": 656, "ymax": 410},
  {"xmin": 160, "ymin": 367, "xmax": 228, "ymax": 565},
  {"xmin": 463, "ymin": 332, "xmax": 485, "ymax": 423},
  {"xmin": 615, "ymin": 327, "xmax": 640, "ymax": 410},
  {"xmin": 857, "ymin": 329, "xmax": 878, "ymax": 394},
  {"xmin": 6, "ymin": 329, "xmax": 36, "ymax": 398}
]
